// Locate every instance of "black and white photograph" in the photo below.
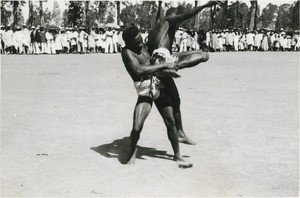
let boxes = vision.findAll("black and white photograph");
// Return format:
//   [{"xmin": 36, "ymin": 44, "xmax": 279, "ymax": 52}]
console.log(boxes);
[{"xmin": 1, "ymin": 0, "xmax": 299, "ymax": 197}]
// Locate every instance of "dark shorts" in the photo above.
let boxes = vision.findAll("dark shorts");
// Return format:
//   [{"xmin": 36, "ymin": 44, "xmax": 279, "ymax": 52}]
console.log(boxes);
[
  {"xmin": 136, "ymin": 89, "xmax": 173, "ymax": 110},
  {"xmin": 136, "ymin": 80, "xmax": 177, "ymax": 110},
  {"xmin": 158, "ymin": 76, "xmax": 180, "ymax": 106},
  {"xmin": 137, "ymin": 95, "xmax": 154, "ymax": 105},
  {"xmin": 154, "ymin": 88, "xmax": 173, "ymax": 110}
]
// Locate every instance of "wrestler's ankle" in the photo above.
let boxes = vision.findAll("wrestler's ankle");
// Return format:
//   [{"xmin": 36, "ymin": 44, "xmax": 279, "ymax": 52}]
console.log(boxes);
[
  {"xmin": 173, "ymin": 155, "xmax": 185, "ymax": 162},
  {"xmin": 177, "ymin": 130, "xmax": 186, "ymax": 137}
]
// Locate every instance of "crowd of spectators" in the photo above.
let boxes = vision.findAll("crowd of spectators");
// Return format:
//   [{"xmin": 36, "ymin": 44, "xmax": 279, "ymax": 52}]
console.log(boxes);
[
  {"xmin": 1, "ymin": 25, "xmax": 299, "ymax": 55},
  {"xmin": 173, "ymin": 28, "xmax": 300, "ymax": 52},
  {"xmin": 0, "ymin": 25, "xmax": 126, "ymax": 55},
  {"xmin": 200, "ymin": 28, "xmax": 300, "ymax": 52}
]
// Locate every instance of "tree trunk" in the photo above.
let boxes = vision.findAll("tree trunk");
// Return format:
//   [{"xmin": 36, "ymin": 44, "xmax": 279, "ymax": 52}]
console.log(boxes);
[
  {"xmin": 28, "ymin": 0, "xmax": 34, "ymax": 26},
  {"xmin": 210, "ymin": 5, "xmax": 217, "ymax": 29},
  {"xmin": 40, "ymin": 1, "xmax": 44, "ymax": 26},
  {"xmin": 98, "ymin": 1, "xmax": 106, "ymax": 24},
  {"xmin": 254, "ymin": 0, "xmax": 258, "ymax": 29},
  {"xmin": 221, "ymin": 1, "xmax": 228, "ymax": 29},
  {"xmin": 235, "ymin": 0, "xmax": 239, "ymax": 28},
  {"xmin": 13, "ymin": 1, "xmax": 19, "ymax": 28},
  {"xmin": 249, "ymin": 0, "xmax": 257, "ymax": 30},
  {"xmin": 84, "ymin": 1, "xmax": 89, "ymax": 28},
  {"xmin": 156, "ymin": 1, "xmax": 162, "ymax": 25},
  {"xmin": 210, "ymin": 6, "xmax": 213, "ymax": 29},
  {"xmin": 116, "ymin": 1, "xmax": 120, "ymax": 25},
  {"xmin": 194, "ymin": 0, "xmax": 199, "ymax": 30}
]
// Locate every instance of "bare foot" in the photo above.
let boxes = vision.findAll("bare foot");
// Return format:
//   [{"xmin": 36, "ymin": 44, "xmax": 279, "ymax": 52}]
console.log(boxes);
[
  {"xmin": 217, "ymin": 0, "xmax": 227, "ymax": 6},
  {"xmin": 173, "ymin": 155, "xmax": 185, "ymax": 162},
  {"xmin": 179, "ymin": 136, "xmax": 196, "ymax": 145},
  {"xmin": 126, "ymin": 149, "xmax": 137, "ymax": 165},
  {"xmin": 207, "ymin": 0, "xmax": 227, "ymax": 7},
  {"xmin": 178, "ymin": 131, "xmax": 196, "ymax": 145}
]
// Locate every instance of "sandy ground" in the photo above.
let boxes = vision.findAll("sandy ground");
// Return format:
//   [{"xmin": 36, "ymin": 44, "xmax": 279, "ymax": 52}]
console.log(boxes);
[{"xmin": 1, "ymin": 52, "xmax": 299, "ymax": 197}]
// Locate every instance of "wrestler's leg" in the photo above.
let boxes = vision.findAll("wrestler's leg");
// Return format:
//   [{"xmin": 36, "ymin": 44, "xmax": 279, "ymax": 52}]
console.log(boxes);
[
  {"xmin": 160, "ymin": 77, "xmax": 196, "ymax": 145},
  {"xmin": 157, "ymin": 51, "xmax": 208, "ymax": 144},
  {"xmin": 127, "ymin": 96, "xmax": 153, "ymax": 164},
  {"xmin": 175, "ymin": 50, "xmax": 209, "ymax": 69},
  {"xmin": 154, "ymin": 94, "xmax": 184, "ymax": 161}
]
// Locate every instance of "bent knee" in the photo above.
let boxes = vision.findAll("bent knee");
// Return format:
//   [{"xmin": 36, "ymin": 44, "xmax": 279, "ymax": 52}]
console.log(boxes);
[
  {"xmin": 192, "ymin": 51, "xmax": 209, "ymax": 63},
  {"xmin": 201, "ymin": 52, "xmax": 209, "ymax": 62}
]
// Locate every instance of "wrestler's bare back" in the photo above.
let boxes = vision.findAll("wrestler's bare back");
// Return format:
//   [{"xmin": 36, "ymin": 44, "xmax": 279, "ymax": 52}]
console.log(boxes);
[{"xmin": 147, "ymin": 20, "xmax": 176, "ymax": 55}]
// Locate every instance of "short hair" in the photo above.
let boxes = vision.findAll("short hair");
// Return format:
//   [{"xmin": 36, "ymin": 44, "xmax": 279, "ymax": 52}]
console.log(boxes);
[
  {"xmin": 166, "ymin": 6, "xmax": 185, "ymax": 16},
  {"xmin": 166, "ymin": 8, "xmax": 177, "ymax": 16},
  {"xmin": 122, "ymin": 26, "xmax": 139, "ymax": 45}
]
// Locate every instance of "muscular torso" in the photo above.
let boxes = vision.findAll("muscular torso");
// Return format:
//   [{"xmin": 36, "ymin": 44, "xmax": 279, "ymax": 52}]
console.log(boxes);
[
  {"xmin": 147, "ymin": 20, "xmax": 176, "ymax": 55},
  {"xmin": 122, "ymin": 46, "xmax": 152, "ymax": 82}
]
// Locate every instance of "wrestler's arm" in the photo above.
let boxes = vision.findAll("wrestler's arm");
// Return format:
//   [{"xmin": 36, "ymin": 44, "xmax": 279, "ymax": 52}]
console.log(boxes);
[
  {"xmin": 165, "ymin": 0, "xmax": 224, "ymax": 23},
  {"xmin": 122, "ymin": 50, "xmax": 177, "ymax": 76}
]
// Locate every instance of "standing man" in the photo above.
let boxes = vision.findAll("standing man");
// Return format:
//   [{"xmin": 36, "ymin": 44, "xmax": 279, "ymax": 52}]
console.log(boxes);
[
  {"xmin": 13, "ymin": 27, "xmax": 23, "ymax": 54},
  {"xmin": 147, "ymin": 0, "xmax": 224, "ymax": 144},
  {"xmin": 40, "ymin": 27, "xmax": 46, "ymax": 54},
  {"xmin": 3, "ymin": 27, "xmax": 14, "ymax": 54},
  {"xmin": 112, "ymin": 29, "xmax": 119, "ymax": 53},
  {"xmin": 121, "ymin": 26, "xmax": 187, "ymax": 165},
  {"xmin": 21, "ymin": 25, "xmax": 30, "ymax": 54},
  {"xmin": 79, "ymin": 27, "xmax": 88, "ymax": 53},
  {"xmin": 246, "ymin": 30, "xmax": 254, "ymax": 51},
  {"xmin": 34, "ymin": 26, "xmax": 41, "ymax": 54},
  {"xmin": 179, "ymin": 29, "xmax": 188, "ymax": 52},
  {"xmin": 0, "ymin": 26, "xmax": 4, "ymax": 54},
  {"xmin": 105, "ymin": 27, "xmax": 114, "ymax": 53}
]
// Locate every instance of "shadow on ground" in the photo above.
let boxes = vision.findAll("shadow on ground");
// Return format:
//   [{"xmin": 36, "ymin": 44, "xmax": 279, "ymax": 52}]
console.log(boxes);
[{"xmin": 91, "ymin": 137, "xmax": 176, "ymax": 164}]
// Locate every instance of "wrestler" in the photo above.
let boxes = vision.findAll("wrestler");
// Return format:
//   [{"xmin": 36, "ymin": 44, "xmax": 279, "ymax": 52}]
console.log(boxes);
[
  {"xmin": 121, "ymin": 26, "xmax": 191, "ymax": 166},
  {"xmin": 147, "ymin": 0, "xmax": 225, "ymax": 144}
]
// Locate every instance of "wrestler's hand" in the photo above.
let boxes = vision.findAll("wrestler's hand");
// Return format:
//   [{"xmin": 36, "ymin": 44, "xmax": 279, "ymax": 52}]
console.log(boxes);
[
  {"xmin": 206, "ymin": 0, "xmax": 227, "ymax": 7},
  {"xmin": 215, "ymin": 0, "xmax": 227, "ymax": 6},
  {"xmin": 155, "ymin": 69, "xmax": 181, "ymax": 78},
  {"xmin": 205, "ymin": 0, "xmax": 218, "ymax": 7}
]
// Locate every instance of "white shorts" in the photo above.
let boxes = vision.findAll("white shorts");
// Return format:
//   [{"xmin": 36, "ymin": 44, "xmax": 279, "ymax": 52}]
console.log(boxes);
[{"xmin": 134, "ymin": 76, "xmax": 164, "ymax": 100}]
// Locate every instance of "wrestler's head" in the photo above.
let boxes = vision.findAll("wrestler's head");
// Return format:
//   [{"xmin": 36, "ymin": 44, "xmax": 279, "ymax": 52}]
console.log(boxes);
[
  {"xmin": 165, "ymin": 6, "xmax": 185, "ymax": 17},
  {"xmin": 123, "ymin": 26, "xmax": 143, "ymax": 53}
]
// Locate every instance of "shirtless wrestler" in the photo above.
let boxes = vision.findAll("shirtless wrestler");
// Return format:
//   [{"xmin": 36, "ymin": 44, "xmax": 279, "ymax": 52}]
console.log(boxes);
[
  {"xmin": 121, "ymin": 26, "xmax": 191, "ymax": 166},
  {"xmin": 147, "ymin": 0, "xmax": 225, "ymax": 144}
]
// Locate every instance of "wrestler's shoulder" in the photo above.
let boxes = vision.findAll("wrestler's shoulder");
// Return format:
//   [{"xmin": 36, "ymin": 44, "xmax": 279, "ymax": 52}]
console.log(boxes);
[
  {"xmin": 121, "ymin": 47, "xmax": 129, "ymax": 53},
  {"xmin": 157, "ymin": 20, "xmax": 170, "ymax": 28},
  {"xmin": 121, "ymin": 48, "xmax": 132, "ymax": 57}
]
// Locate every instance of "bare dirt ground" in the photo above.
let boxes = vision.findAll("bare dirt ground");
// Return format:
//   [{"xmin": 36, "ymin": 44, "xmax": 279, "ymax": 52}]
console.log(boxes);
[{"xmin": 1, "ymin": 52, "xmax": 299, "ymax": 197}]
